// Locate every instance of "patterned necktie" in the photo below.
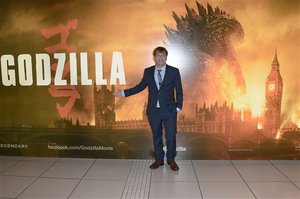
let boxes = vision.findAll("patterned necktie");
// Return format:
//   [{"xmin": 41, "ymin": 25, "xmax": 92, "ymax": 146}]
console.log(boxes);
[{"xmin": 157, "ymin": 69, "xmax": 162, "ymax": 89}]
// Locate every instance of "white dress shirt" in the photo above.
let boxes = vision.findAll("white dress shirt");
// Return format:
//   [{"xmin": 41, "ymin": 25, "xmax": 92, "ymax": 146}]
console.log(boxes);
[{"xmin": 155, "ymin": 65, "xmax": 166, "ymax": 108}]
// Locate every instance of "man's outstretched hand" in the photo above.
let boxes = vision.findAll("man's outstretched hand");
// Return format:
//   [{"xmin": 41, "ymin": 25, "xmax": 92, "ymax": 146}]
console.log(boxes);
[{"xmin": 113, "ymin": 90, "xmax": 124, "ymax": 97}]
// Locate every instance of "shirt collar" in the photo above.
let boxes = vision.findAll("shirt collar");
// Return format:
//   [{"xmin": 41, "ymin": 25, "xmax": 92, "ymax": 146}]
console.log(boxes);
[{"xmin": 155, "ymin": 64, "xmax": 166, "ymax": 71}]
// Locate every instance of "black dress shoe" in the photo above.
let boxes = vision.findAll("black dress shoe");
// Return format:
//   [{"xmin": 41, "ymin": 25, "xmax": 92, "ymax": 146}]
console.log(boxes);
[
  {"xmin": 149, "ymin": 160, "xmax": 164, "ymax": 169},
  {"xmin": 167, "ymin": 161, "xmax": 179, "ymax": 171}
]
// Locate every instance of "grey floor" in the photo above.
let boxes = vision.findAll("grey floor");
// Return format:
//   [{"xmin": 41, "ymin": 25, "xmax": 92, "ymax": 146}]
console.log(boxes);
[{"xmin": 0, "ymin": 156, "xmax": 299, "ymax": 199}]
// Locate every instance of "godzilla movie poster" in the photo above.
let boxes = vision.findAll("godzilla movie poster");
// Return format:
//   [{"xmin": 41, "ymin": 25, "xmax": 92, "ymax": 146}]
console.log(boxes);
[{"xmin": 0, "ymin": 0, "xmax": 299, "ymax": 160}]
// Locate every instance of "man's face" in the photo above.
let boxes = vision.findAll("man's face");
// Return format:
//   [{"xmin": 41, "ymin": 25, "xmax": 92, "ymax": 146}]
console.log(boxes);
[{"xmin": 153, "ymin": 51, "xmax": 167, "ymax": 67}]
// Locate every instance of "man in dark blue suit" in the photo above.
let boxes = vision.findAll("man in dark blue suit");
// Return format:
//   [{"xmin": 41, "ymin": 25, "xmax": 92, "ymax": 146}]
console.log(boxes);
[{"xmin": 114, "ymin": 46, "xmax": 183, "ymax": 171}]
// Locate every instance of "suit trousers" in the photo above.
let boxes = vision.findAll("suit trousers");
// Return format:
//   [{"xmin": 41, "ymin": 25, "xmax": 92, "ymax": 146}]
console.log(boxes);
[{"xmin": 147, "ymin": 107, "xmax": 177, "ymax": 162}]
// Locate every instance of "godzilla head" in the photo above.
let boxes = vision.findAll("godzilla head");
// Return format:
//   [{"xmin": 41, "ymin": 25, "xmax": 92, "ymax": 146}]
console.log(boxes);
[
  {"xmin": 164, "ymin": 1, "xmax": 244, "ymax": 58},
  {"xmin": 164, "ymin": 1, "xmax": 247, "ymax": 94}
]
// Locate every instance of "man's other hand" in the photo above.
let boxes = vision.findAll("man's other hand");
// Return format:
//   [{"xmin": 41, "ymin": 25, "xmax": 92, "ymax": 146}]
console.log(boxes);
[{"xmin": 113, "ymin": 90, "xmax": 124, "ymax": 97}]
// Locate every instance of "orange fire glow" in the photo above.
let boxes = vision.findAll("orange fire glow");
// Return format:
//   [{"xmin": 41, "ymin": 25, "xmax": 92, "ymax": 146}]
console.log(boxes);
[
  {"xmin": 257, "ymin": 122, "xmax": 263, "ymax": 129},
  {"xmin": 218, "ymin": 64, "xmax": 265, "ymax": 117}
]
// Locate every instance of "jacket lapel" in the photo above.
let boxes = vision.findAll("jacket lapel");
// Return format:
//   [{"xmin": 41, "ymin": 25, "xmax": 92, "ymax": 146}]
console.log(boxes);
[
  {"xmin": 159, "ymin": 65, "xmax": 169, "ymax": 89},
  {"xmin": 149, "ymin": 66, "xmax": 158, "ymax": 91}
]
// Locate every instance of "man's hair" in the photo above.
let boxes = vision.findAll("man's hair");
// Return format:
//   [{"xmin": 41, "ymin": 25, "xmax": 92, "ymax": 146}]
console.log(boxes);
[{"xmin": 153, "ymin": 46, "xmax": 168, "ymax": 56}]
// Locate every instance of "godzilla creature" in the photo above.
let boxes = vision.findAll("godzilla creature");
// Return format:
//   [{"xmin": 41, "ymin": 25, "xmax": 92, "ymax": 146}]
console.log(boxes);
[{"xmin": 164, "ymin": 2, "xmax": 246, "ymax": 110}]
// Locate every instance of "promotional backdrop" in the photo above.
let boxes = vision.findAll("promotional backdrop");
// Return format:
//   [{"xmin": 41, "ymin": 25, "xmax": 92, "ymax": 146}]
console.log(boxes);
[{"xmin": 0, "ymin": 0, "xmax": 299, "ymax": 159}]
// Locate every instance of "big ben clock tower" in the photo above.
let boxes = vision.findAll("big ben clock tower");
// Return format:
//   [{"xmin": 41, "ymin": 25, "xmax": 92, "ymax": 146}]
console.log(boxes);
[{"xmin": 264, "ymin": 50, "xmax": 283, "ymax": 138}]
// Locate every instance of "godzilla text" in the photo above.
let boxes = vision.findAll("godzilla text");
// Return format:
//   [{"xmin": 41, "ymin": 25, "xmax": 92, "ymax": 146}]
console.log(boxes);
[{"xmin": 0, "ymin": 52, "xmax": 126, "ymax": 86}]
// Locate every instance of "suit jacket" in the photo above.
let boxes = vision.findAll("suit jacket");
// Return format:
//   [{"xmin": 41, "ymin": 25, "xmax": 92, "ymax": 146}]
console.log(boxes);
[{"xmin": 124, "ymin": 65, "xmax": 183, "ymax": 118}]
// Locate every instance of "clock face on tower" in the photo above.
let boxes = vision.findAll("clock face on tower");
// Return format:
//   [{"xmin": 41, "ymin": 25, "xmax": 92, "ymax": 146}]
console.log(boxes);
[{"xmin": 268, "ymin": 82, "xmax": 275, "ymax": 92}]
